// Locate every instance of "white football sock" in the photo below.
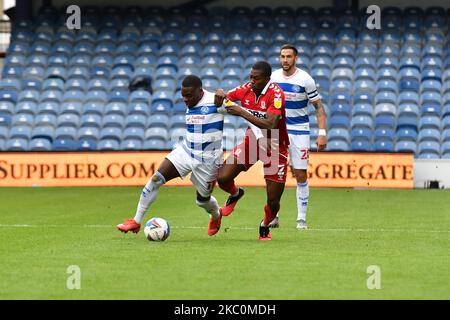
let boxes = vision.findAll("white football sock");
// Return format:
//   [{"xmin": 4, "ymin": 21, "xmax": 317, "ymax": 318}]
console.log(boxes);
[
  {"xmin": 134, "ymin": 171, "xmax": 166, "ymax": 224},
  {"xmin": 297, "ymin": 181, "xmax": 309, "ymax": 222},
  {"xmin": 196, "ymin": 196, "xmax": 220, "ymax": 220}
]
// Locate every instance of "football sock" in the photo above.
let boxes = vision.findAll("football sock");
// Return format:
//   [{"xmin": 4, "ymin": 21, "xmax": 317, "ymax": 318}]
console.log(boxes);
[
  {"xmin": 196, "ymin": 196, "xmax": 220, "ymax": 220},
  {"xmin": 220, "ymin": 180, "xmax": 239, "ymax": 196},
  {"xmin": 263, "ymin": 204, "xmax": 277, "ymax": 226},
  {"xmin": 297, "ymin": 181, "xmax": 309, "ymax": 222},
  {"xmin": 134, "ymin": 171, "xmax": 166, "ymax": 224}
]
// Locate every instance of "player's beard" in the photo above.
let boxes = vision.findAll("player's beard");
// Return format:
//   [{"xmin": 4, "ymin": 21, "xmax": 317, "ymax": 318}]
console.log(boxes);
[{"xmin": 282, "ymin": 63, "xmax": 294, "ymax": 72}]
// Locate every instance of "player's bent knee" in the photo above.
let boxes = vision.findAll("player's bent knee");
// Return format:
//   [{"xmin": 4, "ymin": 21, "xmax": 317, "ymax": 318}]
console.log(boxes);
[
  {"xmin": 267, "ymin": 200, "xmax": 280, "ymax": 212},
  {"xmin": 150, "ymin": 171, "xmax": 166, "ymax": 187},
  {"xmin": 295, "ymin": 170, "xmax": 308, "ymax": 183}
]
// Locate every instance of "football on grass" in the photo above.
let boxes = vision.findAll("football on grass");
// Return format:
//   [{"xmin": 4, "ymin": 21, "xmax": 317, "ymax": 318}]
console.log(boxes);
[{"xmin": 144, "ymin": 217, "xmax": 170, "ymax": 242}]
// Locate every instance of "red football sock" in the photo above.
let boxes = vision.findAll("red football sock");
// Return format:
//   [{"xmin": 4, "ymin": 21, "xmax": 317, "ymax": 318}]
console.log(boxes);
[
  {"xmin": 263, "ymin": 204, "xmax": 277, "ymax": 226},
  {"xmin": 220, "ymin": 180, "xmax": 238, "ymax": 195}
]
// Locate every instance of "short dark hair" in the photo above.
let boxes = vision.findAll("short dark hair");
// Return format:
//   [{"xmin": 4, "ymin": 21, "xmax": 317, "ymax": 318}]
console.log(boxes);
[
  {"xmin": 251, "ymin": 61, "xmax": 272, "ymax": 78},
  {"xmin": 182, "ymin": 75, "xmax": 202, "ymax": 88},
  {"xmin": 280, "ymin": 44, "xmax": 298, "ymax": 56}
]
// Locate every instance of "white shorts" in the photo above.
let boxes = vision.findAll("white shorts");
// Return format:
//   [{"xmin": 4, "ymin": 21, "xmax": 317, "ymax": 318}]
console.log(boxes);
[
  {"xmin": 288, "ymin": 134, "xmax": 310, "ymax": 170},
  {"xmin": 165, "ymin": 144, "xmax": 221, "ymax": 198}
]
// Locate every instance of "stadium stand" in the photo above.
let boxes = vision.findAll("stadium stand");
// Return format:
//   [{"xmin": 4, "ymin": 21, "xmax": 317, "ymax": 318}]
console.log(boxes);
[{"xmin": 0, "ymin": 4, "xmax": 449, "ymax": 157}]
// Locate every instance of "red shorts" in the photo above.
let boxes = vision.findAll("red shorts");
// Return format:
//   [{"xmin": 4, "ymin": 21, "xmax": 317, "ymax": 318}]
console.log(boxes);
[{"xmin": 231, "ymin": 132, "xmax": 288, "ymax": 184}]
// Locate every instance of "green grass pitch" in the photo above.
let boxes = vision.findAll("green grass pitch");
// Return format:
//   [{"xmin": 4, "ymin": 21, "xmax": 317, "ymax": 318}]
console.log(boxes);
[{"xmin": 0, "ymin": 186, "xmax": 449, "ymax": 299}]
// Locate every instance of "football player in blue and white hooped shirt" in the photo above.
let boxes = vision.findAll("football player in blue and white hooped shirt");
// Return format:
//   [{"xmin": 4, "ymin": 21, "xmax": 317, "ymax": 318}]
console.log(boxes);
[
  {"xmin": 270, "ymin": 44, "xmax": 328, "ymax": 230},
  {"xmin": 117, "ymin": 75, "xmax": 227, "ymax": 236}
]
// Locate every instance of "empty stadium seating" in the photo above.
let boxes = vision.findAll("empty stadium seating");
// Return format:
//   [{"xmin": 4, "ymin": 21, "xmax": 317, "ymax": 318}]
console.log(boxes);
[{"xmin": 0, "ymin": 4, "xmax": 449, "ymax": 157}]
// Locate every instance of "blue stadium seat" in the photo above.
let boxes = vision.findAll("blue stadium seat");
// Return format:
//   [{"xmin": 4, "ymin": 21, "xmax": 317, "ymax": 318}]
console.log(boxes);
[
  {"xmin": 330, "ymin": 103, "xmax": 351, "ymax": 117},
  {"xmin": 18, "ymin": 90, "xmax": 39, "ymax": 104},
  {"xmin": 6, "ymin": 138, "xmax": 28, "ymax": 151},
  {"xmin": 420, "ymin": 105, "xmax": 440, "ymax": 117},
  {"xmin": 441, "ymin": 141, "xmax": 450, "ymax": 155},
  {"xmin": 120, "ymin": 139, "xmax": 143, "ymax": 150},
  {"xmin": 377, "ymin": 68, "xmax": 397, "ymax": 81},
  {"xmin": 396, "ymin": 128, "xmax": 418, "ymax": 142},
  {"xmin": 398, "ymin": 91, "xmax": 419, "ymax": 105},
  {"xmin": 108, "ymin": 90, "xmax": 129, "ymax": 103},
  {"xmin": 375, "ymin": 114, "xmax": 396, "ymax": 129},
  {"xmin": 44, "ymin": 66, "xmax": 67, "ymax": 79},
  {"xmin": 155, "ymin": 66, "xmax": 177, "ymax": 81},
  {"xmin": 351, "ymin": 115, "xmax": 373, "ymax": 130},
  {"xmin": 350, "ymin": 124, "xmax": 371, "ymax": 139},
  {"xmin": 102, "ymin": 114, "xmax": 125, "ymax": 129},
  {"xmin": 418, "ymin": 128, "xmax": 440, "ymax": 143},
  {"xmin": 78, "ymin": 127, "xmax": 100, "ymax": 141},
  {"xmin": 82, "ymin": 102, "xmax": 105, "ymax": 117},
  {"xmin": 97, "ymin": 139, "xmax": 120, "ymax": 150},
  {"xmin": 77, "ymin": 139, "xmax": 97, "ymax": 150},
  {"xmin": 395, "ymin": 140, "xmax": 417, "ymax": 154},
  {"xmin": 374, "ymin": 140, "xmax": 394, "ymax": 152},
  {"xmin": 143, "ymin": 138, "xmax": 166, "ymax": 150},
  {"xmin": 398, "ymin": 104, "xmax": 419, "ymax": 118},
  {"xmin": 377, "ymin": 57, "xmax": 399, "ymax": 69},
  {"xmin": 375, "ymin": 92, "xmax": 397, "ymax": 105},
  {"xmin": 378, "ymin": 44, "xmax": 399, "ymax": 57},
  {"xmin": 52, "ymin": 138, "xmax": 78, "ymax": 151},
  {"xmin": 311, "ymin": 68, "xmax": 332, "ymax": 81},
  {"xmin": 169, "ymin": 127, "xmax": 186, "ymax": 143},
  {"xmin": 351, "ymin": 139, "xmax": 371, "ymax": 152},
  {"xmin": 399, "ymin": 68, "xmax": 421, "ymax": 82},
  {"xmin": 92, "ymin": 54, "xmax": 114, "ymax": 67},
  {"xmin": 354, "ymin": 68, "xmax": 376, "ymax": 81},
  {"xmin": 55, "ymin": 126, "xmax": 77, "ymax": 140},
  {"xmin": 327, "ymin": 140, "xmax": 350, "ymax": 151},
  {"xmin": 147, "ymin": 113, "xmax": 170, "ymax": 128},
  {"xmin": 220, "ymin": 79, "xmax": 241, "ymax": 91},
  {"xmin": 9, "ymin": 126, "xmax": 31, "ymax": 140},
  {"xmin": 104, "ymin": 102, "xmax": 127, "ymax": 117},
  {"xmin": 100, "ymin": 127, "xmax": 122, "ymax": 142},
  {"xmin": 12, "ymin": 113, "xmax": 34, "ymax": 127},
  {"xmin": 125, "ymin": 114, "xmax": 147, "ymax": 129},
  {"xmin": 328, "ymin": 128, "xmax": 350, "ymax": 143},
  {"xmin": 65, "ymin": 79, "xmax": 87, "ymax": 91},
  {"xmin": 0, "ymin": 101, "xmax": 15, "ymax": 116},
  {"xmin": 376, "ymin": 80, "xmax": 397, "ymax": 93},
  {"xmin": 35, "ymin": 113, "xmax": 57, "ymax": 127},
  {"xmin": 374, "ymin": 127, "xmax": 395, "ymax": 141},
  {"xmin": 16, "ymin": 101, "xmax": 38, "ymax": 115},
  {"xmin": 29, "ymin": 138, "xmax": 52, "ymax": 151},
  {"xmin": 443, "ymin": 116, "xmax": 450, "ymax": 131},
  {"xmin": 421, "ymin": 80, "xmax": 442, "ymax": 94},
  {"xmin": 40, "ymin": 90, "xmax": 62, "ymax": 104},
  {"xmin": 145, "ymin": 127, "xmax": 169, "ymax": 141},
  {"xmin": 0, "ymin": 127, "xmax": 8, "ymax": 140},
  {"xmin": 399, "ymin": 79, "xmax": 420, "ymax": 92},
  {"xmin": 419, "ymin": 116, "xmax": 441, "ymax": 130},
  {"xmin": 123, "ymin": 127, "xmax": 145, "ymax": 142},
  {"xmin": 397, "ymin": 114, "xmax": 418, "ymax": 130},
  {"xmin": 329, "ymin": 115, "xmax": 350, "ymax": 129},
  {"xmin": 418, "ymin": 141, "xmax": 440, "ymax": 156}
]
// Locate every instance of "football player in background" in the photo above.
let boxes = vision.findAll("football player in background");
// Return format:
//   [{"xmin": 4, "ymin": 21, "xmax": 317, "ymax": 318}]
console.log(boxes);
[{"xmin": 270, "ymin": 44, "xmax": 328, "ymax": 230}]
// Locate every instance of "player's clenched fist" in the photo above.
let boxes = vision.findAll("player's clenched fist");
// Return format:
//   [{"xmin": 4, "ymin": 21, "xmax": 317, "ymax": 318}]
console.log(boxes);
[{"xmin": 214, "ymin": 88, "xmax": 227, "ymax": 107}]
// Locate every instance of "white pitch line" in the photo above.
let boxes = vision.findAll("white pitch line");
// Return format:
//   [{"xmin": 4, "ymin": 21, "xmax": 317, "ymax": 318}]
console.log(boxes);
[{"xmin": 0, "ymin": 224, "xmax": 449, "ymax": 234}]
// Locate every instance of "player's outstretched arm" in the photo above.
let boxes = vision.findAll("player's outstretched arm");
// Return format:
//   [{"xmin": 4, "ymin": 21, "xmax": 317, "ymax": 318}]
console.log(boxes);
[
  {"xmin": 226, "ymin": 105, "xmax": 281, "ymax": 130},
  {"xmin": 312, "ymin": 99, "xmax": 327, "ymax": 151}
]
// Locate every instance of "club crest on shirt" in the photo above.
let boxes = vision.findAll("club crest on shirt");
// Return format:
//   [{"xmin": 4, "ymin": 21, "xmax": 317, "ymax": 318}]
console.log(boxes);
[
  {"xmin": 274, "ymin": 98, "xmax": 282, "ymax": 109},
  {"xmin": 292, "ymin": 85, "xmax": 301, "ymax": 92},
  {"xmin": 261, "ymin": 101, "xmax": 266, "ymax": 109},
  {"xmin": 201, "ymin": 106, "xmax": 209, "ymax": 114}
]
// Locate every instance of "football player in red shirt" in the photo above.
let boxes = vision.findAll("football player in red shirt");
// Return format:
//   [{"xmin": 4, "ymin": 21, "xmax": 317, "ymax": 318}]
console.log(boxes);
[{"xmin": 214, "ymin": 61, "xmax": 289, "ymax": 240}]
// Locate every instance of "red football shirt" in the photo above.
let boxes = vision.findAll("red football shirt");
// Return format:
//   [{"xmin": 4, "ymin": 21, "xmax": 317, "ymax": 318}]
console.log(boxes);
[{"xmin": 227, "ymin": 81, "xmax": 289, "ymax": 147}]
